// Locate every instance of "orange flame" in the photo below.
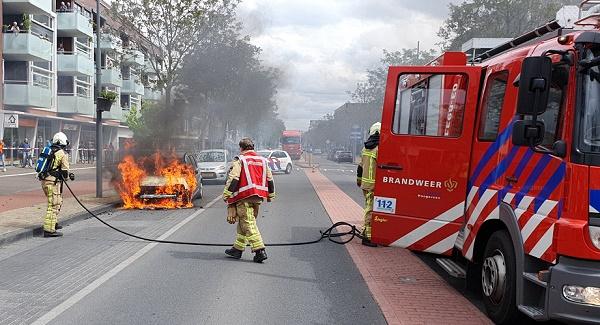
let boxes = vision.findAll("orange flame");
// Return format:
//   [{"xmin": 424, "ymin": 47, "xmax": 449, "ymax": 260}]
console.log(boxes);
[{"xmin": 115, "ymin": 151, "xmax": 197, "ymax": 209}]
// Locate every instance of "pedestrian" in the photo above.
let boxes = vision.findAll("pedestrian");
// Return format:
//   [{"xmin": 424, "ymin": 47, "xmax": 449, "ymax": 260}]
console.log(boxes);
[
  {"xmin": 40, "ymin": 132, "xmax": 74, "ymax": 237},
  {"xmin": 57, "ymin": 43, "xmax": 65, "ymax": 53},
  {"xmin": 223, "ymin": 138, "xmax": 275, "ymax": 263},
  {"xmin": 0, "ymin": 139, "xmax": 6, "ymax": 172},
  {"xmin": 356, "ymin": 122, "xmax": 381, "ymax": 247},
  {"xmin": 19, "ymin": 139, "xmax": 32, "ymax": 168}
]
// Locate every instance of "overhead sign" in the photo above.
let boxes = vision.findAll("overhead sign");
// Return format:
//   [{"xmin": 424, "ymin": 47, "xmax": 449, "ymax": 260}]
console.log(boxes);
[{"xmin": 3, "ymin": 114, "xmax": 18, "ymax": 128}]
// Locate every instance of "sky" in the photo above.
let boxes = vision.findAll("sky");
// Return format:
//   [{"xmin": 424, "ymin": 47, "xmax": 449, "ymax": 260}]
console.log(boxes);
[{"xmin": 236, "ymin": 0, "xmax": 461, "ymax": 130}]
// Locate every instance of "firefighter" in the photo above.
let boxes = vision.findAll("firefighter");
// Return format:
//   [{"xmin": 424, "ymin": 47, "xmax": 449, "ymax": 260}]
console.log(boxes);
[
  {"xmin": 223, "ymin": 138, "xmax": 275, "ymax": 263},
  {"xmin": 41, "ymin": 132, "xmax": 74, "ymax": 237},
  {"xmin": 357, "ymin": 122, "xmax": 381, "ymax": 247}
]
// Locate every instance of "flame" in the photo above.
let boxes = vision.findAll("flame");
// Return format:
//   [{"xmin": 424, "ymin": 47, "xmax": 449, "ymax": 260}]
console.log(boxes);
[{"xmin": 114, "ymin": 151, "xmax": 197, "ymax": 209}]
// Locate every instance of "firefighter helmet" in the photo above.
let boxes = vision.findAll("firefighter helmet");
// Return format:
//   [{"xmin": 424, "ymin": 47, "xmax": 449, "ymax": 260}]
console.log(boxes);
[
  {"xmin": 369, "ymin": 122, "xmax": 381, "ymax": 136},
  {"xmin": 52, "ymin": 132, "xmax": 69, "ymax": 147}
]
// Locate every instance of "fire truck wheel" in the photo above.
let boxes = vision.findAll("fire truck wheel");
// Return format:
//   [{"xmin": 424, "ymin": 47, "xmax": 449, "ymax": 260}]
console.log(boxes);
[
  {"xmin": 285, "ymin": 164, "xmax": 292, "ymax": 174},
  {"xmin": 481, "ymin": 230, "xmax": 520, "ymax": 324}
]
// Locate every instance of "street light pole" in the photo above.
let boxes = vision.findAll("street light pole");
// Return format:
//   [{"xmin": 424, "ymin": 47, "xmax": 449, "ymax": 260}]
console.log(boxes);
[{"xmin": 95, "ymin": 0, "xmax": 103, "ymax": 198}]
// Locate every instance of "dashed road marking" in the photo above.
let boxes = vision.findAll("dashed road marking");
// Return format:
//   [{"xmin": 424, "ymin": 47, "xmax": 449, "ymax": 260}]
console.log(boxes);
[{"xmin": 31, "ymin": 195, "xmax": 222, "ymax": 325}]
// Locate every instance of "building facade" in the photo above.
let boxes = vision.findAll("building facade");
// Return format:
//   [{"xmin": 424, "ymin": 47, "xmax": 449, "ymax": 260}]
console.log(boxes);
[{"xmin": 0, "ymin": 0, "xmax": 160, "ymax": 164}]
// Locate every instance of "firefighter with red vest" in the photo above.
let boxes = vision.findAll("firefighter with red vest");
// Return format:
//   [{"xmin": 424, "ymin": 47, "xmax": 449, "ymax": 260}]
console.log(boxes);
[
  {"xmin": 223, "ymin": 138, "xmax": 275, "ymax": 263},
  {"xmin": 357, "ymin": 122, "xmax": 381, "ymax": 247}
]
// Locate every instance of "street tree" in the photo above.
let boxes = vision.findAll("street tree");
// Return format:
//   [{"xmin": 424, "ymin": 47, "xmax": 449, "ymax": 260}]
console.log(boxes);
[
  {"xmin": 110, "ymin": 0, "xmax": 240, "ymax": 107},
  {"xmin": 438, "ymin": 0, "xmax": 580, "ymax": 51}
]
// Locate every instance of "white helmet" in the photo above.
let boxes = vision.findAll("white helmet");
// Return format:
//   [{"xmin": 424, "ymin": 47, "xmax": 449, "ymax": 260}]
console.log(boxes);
[
  {"xmin": 52, "ymin": 132, "xmax": 69, "ymax": 146},
  {"xmin": 369, "ymin": 122, "xmax": 381, "ymax": 136}
]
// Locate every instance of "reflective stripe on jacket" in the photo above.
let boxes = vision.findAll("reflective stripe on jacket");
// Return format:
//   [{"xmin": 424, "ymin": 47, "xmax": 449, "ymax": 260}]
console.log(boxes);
[
  {"xmin": 360, "ymin": 147, "xmax": 377, "ymax": 191},
  {"xmin": 227, "ymin": 152, "xmax": 269, "ymax": 204}
]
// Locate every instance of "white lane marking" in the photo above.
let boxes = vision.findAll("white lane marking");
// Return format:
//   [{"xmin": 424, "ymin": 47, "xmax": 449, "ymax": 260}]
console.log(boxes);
[
  {"xmin": 31, "ymin": 195, "xmax": 222, "ymax": 325},
  {"xmin": 0, "ymin": 167, "xmax": 96, "ymax": 178}
]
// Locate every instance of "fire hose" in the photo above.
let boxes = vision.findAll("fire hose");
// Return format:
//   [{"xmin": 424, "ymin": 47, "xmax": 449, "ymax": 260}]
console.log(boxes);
[{"xmin": 63, "ymin": 180, "xmax": 364, "ymax": 247}]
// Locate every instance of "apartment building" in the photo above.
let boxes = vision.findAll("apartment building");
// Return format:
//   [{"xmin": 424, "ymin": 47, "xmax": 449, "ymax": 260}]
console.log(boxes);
[{"xmin": 0, "ymin": 0, "xmax": 161, "ymax": 164}]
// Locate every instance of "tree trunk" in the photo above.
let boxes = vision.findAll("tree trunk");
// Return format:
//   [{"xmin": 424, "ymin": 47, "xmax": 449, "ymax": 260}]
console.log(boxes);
[{"xmin": 165, "ymin": 84, "xmax": 173, "ymax": 109}]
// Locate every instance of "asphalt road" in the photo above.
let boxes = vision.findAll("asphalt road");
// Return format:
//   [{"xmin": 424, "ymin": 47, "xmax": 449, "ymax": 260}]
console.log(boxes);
[{"xmin": 0, "ymin": 168, "xmax": 386, "ymax": 325}]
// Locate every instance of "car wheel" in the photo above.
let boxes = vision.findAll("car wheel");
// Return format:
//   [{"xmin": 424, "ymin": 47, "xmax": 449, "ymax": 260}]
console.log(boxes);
[
  {"xmin": 285, "ymin": 164, "xmax": 292, "ymax": 174},
  {"xmin": 481, "ymin": 230, "xmax": 521, "ymax": 324}
]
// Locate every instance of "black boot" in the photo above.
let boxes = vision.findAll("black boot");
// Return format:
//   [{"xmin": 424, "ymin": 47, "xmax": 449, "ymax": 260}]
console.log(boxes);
[
  {"xmin": 361, "ymin": 238, "xmax": 378, "ymax": 247},
  {"xmin": 43, "ymin": 231, "xmax": 63, "ymax": 238},
  {"xmin": 225, "ymin": 247, "xmax": 243, "ymax": 259},
  {"xmin": 55, "ymin": 224, "xmax": 63, "ymax": 230},
  {"xmin": 253, "ymin": 249, "xmax": 268, "ymax": 263}
]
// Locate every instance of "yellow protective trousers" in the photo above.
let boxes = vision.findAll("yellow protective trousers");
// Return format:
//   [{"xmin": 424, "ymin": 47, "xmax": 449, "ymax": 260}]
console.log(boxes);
[
  {"xmin": 362, "ymin": 190, "xmax": 374, "ymax": 240},
  {"xmin": 42, "ymin": 180, "xmax": 63, "ymax": 233},
  {"xmin": 233, "ymin": 201, "xmax": 265, "ymax": 252}
]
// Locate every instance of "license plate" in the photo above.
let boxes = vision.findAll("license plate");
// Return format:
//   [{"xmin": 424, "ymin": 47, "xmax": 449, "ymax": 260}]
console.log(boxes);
[{"xmin": 201, "ymin": 172, "xmax": 216, "ymax": 179}]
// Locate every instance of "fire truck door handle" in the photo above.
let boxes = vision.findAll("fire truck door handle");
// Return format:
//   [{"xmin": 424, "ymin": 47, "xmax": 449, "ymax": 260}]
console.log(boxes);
[
  {"xmin": 505, "ymin": 176, "xmax": 518, "ymax": 184},
  {"xmin": 378, "ymin": 164, "xmax": 403, "ymax": 171}
]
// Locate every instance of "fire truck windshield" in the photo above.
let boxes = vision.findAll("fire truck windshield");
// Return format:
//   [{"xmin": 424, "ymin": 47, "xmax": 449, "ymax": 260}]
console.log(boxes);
[
  {"xmin": 282, "ymin": 137, "xmax": 301, "ymax": 144},
  {"xmin": 580, "ymin": 48, "xmax": 600, "ymax": 154}
]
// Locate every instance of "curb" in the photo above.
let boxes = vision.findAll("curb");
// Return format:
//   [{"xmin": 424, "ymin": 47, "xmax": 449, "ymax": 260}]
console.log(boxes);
[{"xmin": 0, "ymin": 202, "xmax": 118, "ymax": 247}]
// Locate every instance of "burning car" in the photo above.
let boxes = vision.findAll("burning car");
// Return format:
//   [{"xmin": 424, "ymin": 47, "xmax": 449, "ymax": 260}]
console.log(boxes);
[{"xmin": 115, "ymin": 152, "xmax": 203, "ymax": 209}]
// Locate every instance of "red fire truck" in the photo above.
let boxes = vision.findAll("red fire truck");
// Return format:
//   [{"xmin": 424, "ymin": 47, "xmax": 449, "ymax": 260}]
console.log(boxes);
[
  {"xmin": 281, "ymin": 130, "xmax": 302, "ymax": 160},
  {"xmin": 371, "ymin": 4, "xmax": 600, "ymax": 324}
]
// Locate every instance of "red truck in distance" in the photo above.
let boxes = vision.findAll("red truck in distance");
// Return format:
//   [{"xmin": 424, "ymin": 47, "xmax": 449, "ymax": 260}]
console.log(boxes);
[
  {"xmin": 370, "ymin": 6, "xmax": 600, "ymax": 324},
  {"xmin": 281, "ymin": 130, "xmax": 302, "ymax": 160}
]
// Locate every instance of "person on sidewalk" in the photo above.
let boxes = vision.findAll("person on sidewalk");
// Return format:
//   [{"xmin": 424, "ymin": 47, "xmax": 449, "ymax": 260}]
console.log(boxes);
[
  {"xmin": 356, "ymin": 122, "xmax": 381, "ymax": 247},
  {"xmin": 223, "ymin": 138, "xmax": 276, "ymax": 263},
  {"xmin": 0, "ymin": 139, "xmax": 6, "ymax": 172},
  {"xmin": 19, "ymin": 139, "xmax": 32, "ymax": 168},
  {"xmin": 41, "ymin": 132, "xmax": 74, "ymax": 238}
]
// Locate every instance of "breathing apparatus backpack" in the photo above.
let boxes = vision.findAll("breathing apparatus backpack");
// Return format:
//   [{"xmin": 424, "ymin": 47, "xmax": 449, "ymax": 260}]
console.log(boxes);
[{"xmin": 36, "ymin": 145, "xmax": 59, "ymax": 180}]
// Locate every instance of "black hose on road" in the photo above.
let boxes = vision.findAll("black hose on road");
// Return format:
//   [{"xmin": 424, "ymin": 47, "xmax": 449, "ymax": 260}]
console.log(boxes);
[{"xmin": 63, "ymin": 180, "xmax": 364, "ymax": 247}]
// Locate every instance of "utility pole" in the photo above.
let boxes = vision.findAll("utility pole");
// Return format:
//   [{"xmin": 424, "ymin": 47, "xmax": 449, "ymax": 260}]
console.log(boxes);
[{"xmin": 95, "ymin": 0, "xmax": 103, "ymax": 198}]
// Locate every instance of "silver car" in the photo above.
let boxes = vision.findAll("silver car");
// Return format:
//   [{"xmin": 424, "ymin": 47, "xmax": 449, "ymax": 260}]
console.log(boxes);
[{"xmin": 195, "ymin": 149, "xmax": 230, "ymax": 183}]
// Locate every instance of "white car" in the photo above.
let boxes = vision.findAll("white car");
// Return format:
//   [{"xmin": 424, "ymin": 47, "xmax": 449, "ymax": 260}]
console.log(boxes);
[
  {"xmin": 195, "ymin": 149, "xmax": 230, "ymax": 183},
  {"xmin": 257, "ymin": 150, "xmax": 294, "ymax": 174}
]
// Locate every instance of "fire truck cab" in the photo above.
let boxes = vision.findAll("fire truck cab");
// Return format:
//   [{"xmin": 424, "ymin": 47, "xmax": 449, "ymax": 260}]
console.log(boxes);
[{"xmin": 371, "ymin": 4, "xmax": 600, "ymax": 324}]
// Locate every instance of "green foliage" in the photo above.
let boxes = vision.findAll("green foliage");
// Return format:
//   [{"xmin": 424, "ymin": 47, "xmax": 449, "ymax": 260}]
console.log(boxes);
[
  {"xmin": 438, "ymin": 0, "xmax": 580, "ymax": 50},
  {"xmin": 125, "ymin": 105, "xmax": 143, "ymax": 131},
  {"xmin": 99, "ymin": 90, "xmax": 118, "ymax": 102},
  {"xmin": 22, "ymin": 14, "xmax": 31, "ymax": 31}
]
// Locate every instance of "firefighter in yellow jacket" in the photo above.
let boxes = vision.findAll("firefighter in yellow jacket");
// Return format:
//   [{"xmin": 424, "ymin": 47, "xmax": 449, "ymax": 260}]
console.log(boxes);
[
  {"xmin": 41, "ymin": 132, "xmax": 74, "ymax": 237},
  {"xmin": 223, "ymin": 138, "xmax": 275, "ymax": 263},
  {"xmin": 357, "ymin": 122, "xmax": 380, "ymax": 247}
]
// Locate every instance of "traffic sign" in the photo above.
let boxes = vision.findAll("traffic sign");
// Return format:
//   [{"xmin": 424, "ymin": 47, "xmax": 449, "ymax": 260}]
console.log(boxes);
[{"xmin": 3, "ymin": 114, "xmax": 18, "ymax": 128}]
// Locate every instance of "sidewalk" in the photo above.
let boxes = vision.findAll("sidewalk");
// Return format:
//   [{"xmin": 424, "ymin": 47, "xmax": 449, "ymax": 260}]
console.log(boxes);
[
  {"xmin": 305, "ymin": 169, "xmax": 492, "ymax": 325},
  {"xmin": 0, "ymin": 163, "xmax": 98, "ymax": 177},
  {"xmin": 0, "ymin": 188, "xmax": 121, "ymax": 246}
]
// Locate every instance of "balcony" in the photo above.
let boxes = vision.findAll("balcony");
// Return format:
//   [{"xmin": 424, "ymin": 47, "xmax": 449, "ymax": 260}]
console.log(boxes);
[
  {"xmin": 100, "ymin": 68, "xmax": 122, "ymax": 87},
  {"xmin": 3, "ymin": 0, "xmax": 52, "ymax": 15},
  {"xmin": 3, "ymin": 32, "xmax": 52, "ymax": 62},
  {"xmin": 98, "ymin": 34, "xmax": 121, "ymax": 52},
  {"xmin": 58, "ymin": 52, "xmax": 94, "ymax": 76},
  {"xmin": 123, "ymin": 49, "xmax": 145, "ymax": 66},
  {"xmin": 4, "ymin": 82, "xmax": 52, "ymax": 108},
  {"xmin": 57, "ymin": 11, "xmax": 93, "ymax": 38},
  {"xmin": 122, "ymin": 78, "xmax": 144, "ymax": 95},
  {"xmin": 105, "ymin": 105, "xmax": 123, "ymax": 121},
  {"xmin": 144, "ymin": 87, "xmax": 162, "ymax": 101},
  {"xmin": 144, "ymin": 60, "xmax": 158, "ymax": 75},
  {"xmin": 57, "ymin": 94, "xmax": 94, "ymax": 116}
]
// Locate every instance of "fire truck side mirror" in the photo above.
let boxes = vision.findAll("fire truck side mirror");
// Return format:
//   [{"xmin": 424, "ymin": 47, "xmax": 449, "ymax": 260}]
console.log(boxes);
[
  {"xmin": 516, "ymin": 56, "xmax": 553, "ymax": 116},
  {"xmin": 512, "ymin": 120, "xmax": 545, "ymax": 147}
]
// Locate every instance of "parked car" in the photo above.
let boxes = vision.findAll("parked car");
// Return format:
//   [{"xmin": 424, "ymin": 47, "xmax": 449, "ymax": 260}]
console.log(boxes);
[
  {"xmin": 195, "ymin": 149, "xmax": 230, "ymax": 183},
  {"xmin": 138, "ymin": 152, "xmax": 203, "ymax": 206},
  {"xmin": 335, "ymin": 151, "xmax": 354, "ymax": 163},
  {"xmin": 257, "ymin": 150, "xmax": 294, "ymax": 174},
  {"xmin": 328, "ymin": 148, "xmax": 344, "ymax": 161}
]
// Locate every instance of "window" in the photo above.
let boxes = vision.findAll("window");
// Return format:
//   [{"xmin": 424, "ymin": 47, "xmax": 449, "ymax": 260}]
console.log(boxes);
[
  {"xmin": 393, "ymin": 73, "xmax": 468, "ymax": 137},
  {"xmin": 478, "ymin": 71, "xmax": 508, "ymax": 141},
  {"xmin": 539, "ymin": 65, "xmax": 568, "ymax": 147}
]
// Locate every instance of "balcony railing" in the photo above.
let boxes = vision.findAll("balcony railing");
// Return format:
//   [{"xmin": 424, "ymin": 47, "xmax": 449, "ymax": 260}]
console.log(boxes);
[
  {"xmin": 3, "ymin": 31, "xmax": 52, "ymax": 62},
  {"xmin": 57, "ymin": 93, "xmax": 94, "ymax": 116},
  {"xmin": 100, "ymin": 68, "xmax": 122, "ymax": 87},
  {"xmin": 57, "ymin": 10, "xmax": 93, "ymax": 38},
  {"xmin": 123, "ymin": 49, "xmax": 145, "ymax": 66},
  {"xmin": 58, "ymin": 51, "xmax": 94, "ymax": 76},
  {"xmin": 122, "ymin": 77, "xmax": 145, "ymax": 95},
  {"xmin": 98, "ymin": 34, "xmax": 121, "ymax": 52}
]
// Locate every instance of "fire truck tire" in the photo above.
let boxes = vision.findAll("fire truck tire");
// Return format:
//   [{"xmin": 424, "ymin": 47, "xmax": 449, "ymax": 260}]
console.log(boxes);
[
  {"xmin": 481, "ymin": 230, "xmax": 521, "ymax": 324},
  {"xmin": 285, "ymin": 164, "xmax": 293, "ymax": 174}
]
